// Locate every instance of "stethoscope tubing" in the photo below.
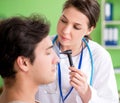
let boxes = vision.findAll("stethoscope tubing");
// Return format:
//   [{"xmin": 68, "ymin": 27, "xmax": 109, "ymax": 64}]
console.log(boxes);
[{"xmin": 82, "ymin": 38, "xmax": 94, "ymax": 86}]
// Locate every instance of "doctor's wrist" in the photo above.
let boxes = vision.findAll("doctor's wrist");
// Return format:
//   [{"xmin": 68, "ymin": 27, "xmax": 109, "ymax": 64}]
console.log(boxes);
[{"xmin": 81, "ymin": 85, "xmax": 91, "ymax": 103}]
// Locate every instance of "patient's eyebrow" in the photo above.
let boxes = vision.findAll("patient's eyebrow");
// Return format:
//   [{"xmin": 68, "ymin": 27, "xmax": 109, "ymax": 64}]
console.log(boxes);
[{"xmin": 46, "ymin": 45, "xmax": 53, "ymax": 50}]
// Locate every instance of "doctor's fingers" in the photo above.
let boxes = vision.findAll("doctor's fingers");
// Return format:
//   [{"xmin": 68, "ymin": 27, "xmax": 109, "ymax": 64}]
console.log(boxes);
[
  {"xmin": 69, "ymin": 69, "xmax": 88, "ymax": 87},
  {"xmin": 69, "ymin": 67, "xmax": 87, "ymax": 78},
  {"xmin": 69, "ymin": 75, "xmax": 89, "ymax": 95},
  {"xmin": 69, "ymin": 71, "xmax": 87, "ymax": 86}
]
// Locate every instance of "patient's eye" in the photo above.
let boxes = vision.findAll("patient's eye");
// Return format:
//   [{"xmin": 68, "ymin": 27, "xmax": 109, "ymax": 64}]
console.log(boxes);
[{"xmin": 46, "ymin": 45, "xmax": 53, "ymax": 55}]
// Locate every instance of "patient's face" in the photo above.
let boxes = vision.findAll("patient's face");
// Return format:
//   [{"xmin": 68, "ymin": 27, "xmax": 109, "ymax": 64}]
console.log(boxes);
[{"xmin": 29, "ymin": 36, "xmax": 59, "ymax": 85}]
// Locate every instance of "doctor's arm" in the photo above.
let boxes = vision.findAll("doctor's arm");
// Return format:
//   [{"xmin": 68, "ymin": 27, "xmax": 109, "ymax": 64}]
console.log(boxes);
[
  {"xmin": 88, "ymin": 52, "xmax": 119, "ymax": 103},
  {"xmin": 69, "ymin": 51, "xmax": 119, "ymax": 103}
]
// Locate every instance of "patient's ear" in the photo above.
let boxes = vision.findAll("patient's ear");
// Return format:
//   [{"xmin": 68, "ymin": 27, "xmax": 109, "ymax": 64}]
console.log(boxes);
[{"xmin": 16, "ymin": 56, "xmax": 29, "ymax": 72}]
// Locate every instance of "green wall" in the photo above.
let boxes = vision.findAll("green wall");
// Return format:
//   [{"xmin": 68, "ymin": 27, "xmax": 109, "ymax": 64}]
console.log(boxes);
[
  {"xmin": 0, "ymin": 0, "xmax": 120, "ymax": 90},
  {"xmin": 0, "ymin": 0, "xmax": 65, "ymax": 35}
]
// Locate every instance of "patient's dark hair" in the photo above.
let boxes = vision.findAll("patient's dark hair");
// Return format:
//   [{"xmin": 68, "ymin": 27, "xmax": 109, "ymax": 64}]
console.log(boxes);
[{"xmin": 0, "ymin": 14, "xmax": 50, "ymax": 78}]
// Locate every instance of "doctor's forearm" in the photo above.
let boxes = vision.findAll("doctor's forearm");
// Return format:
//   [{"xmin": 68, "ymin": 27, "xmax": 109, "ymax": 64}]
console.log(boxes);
[{"xmin": 79, "ymin": 85, "xmax": 92, "ymax": 103}]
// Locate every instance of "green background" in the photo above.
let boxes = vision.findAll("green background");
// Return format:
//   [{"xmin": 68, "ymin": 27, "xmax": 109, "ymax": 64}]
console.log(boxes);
[{"xmin": 0, "ymin": 0, "xmax": 120, "ymax": 92}]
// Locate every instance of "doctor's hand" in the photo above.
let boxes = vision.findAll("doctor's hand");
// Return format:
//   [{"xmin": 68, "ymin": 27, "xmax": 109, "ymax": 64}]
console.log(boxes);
[{"xmin": 69, "ymin": 67, "xmax": 91, "ymax": 103}]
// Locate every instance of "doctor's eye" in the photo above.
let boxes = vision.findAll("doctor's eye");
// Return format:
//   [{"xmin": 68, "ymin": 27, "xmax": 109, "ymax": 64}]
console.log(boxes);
[
  {"xmin": 73, "ymin": 25, "xmax": 81, "ymax": 30},
  {"xmin": 60, "ymin": 18, "xmax": 67, "ymax": 24}
]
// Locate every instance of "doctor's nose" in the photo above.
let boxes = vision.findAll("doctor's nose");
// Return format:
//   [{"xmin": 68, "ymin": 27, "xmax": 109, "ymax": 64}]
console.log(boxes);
[{"xmin": 62, "ymin": 25, "xmax": 71, "ymax": 35}]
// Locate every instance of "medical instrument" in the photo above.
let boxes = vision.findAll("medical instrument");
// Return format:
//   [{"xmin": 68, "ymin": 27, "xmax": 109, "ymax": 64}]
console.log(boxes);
[
  {"xmin": 58, "ymin": 47, "xmax": 83, "ymax": 103},
  {"xmin": 60, "ymin": 49, "xmax": 74, "ymax": 67}
]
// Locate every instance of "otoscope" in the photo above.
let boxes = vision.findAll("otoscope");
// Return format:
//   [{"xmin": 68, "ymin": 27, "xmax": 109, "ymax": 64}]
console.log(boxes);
[{"xmin": 60, "ymin": 49, "xmax": 74, "ymax": 67}]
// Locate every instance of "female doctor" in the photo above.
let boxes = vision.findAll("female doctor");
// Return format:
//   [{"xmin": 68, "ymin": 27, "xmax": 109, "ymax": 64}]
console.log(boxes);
[{"xmin": 35, "ymin": 0, "xmax": 119, "ymax": 103}]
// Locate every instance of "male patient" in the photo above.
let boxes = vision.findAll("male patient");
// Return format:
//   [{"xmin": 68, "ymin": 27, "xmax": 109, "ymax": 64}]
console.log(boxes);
[{"xmin": 0, "ymin": 15, "xmax": 59, "ymax": 103}]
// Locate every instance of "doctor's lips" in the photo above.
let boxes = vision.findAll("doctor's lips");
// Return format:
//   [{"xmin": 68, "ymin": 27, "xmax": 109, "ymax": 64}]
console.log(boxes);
[
  {"xmin": 60, "ymin": 49, "xmax": 74, "ymax": 67},
  {"xmin": 61, "ymin": 36, "xmax": 70, "ymax": 41}
]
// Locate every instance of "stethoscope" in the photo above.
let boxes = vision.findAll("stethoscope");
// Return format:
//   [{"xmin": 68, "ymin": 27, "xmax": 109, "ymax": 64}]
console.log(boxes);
[{"xmin": 52, "ymin": 35, "xmax": 94, "ymax": 103}]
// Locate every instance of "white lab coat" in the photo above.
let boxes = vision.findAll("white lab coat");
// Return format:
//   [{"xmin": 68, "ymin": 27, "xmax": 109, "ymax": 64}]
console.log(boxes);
[{"xmin": 35, "ymin": 37, "xmax": 119, "ymax": 103}]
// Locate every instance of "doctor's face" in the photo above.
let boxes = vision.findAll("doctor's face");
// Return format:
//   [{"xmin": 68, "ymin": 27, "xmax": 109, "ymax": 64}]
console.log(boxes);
[
  {"xmin": 57, "ymin": 6, "xmax": 93, "ymax": 47},
  {"xmin": 29, "ymin": 36, "xmax": 59, "ymax": 85}
]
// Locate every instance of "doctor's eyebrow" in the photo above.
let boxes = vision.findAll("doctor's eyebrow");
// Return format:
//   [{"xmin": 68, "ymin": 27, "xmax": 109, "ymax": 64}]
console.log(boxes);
[
  {"xmin": 62, "ymin": 14, "xmax": 82, "ymax": 26},
  {"xmin": 46, "ymin": 45, "xmax": 53, "ymax": 50}
]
